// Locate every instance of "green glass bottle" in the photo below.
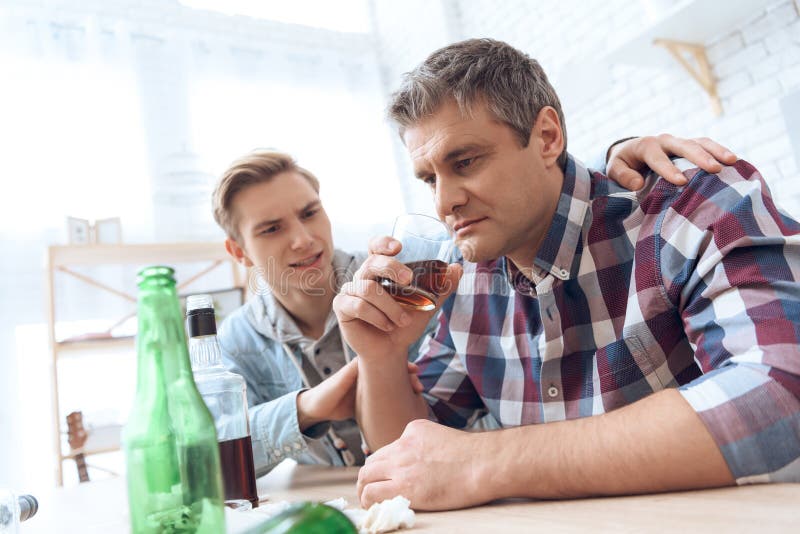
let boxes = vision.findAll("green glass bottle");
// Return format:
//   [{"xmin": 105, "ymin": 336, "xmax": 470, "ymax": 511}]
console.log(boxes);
[
  {"xmin": 123, "ymin": 266, "xmax": 226, "ymax": 533},
  {"xmin": 247, "ymin": 503, "xmax": 357, "ymax": 534}
]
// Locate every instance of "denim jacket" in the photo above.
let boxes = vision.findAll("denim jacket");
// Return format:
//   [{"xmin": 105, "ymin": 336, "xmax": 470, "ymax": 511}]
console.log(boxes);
[{"xmin": 218, "ymin": 249, "xmax": 437, "ymax": 476}]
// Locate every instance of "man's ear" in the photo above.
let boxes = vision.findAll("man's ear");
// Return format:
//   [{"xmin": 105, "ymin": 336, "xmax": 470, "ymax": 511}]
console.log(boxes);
[
  {"xmin": 533, "ymin": 106, "xmax": 565, "ymax": 168},
  {"xmin": 225, "ymin": 238, "xmax": 254, "ymax": 267}
]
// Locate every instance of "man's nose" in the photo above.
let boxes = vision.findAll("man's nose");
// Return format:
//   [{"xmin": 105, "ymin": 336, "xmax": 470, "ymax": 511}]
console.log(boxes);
[
  {"xmin": 290, "ymin": 223, "xmax": 314, "ymax": 250},
  {"xmin": 435, "ymin": 177, "xmax": 467, "ymax": 218}
]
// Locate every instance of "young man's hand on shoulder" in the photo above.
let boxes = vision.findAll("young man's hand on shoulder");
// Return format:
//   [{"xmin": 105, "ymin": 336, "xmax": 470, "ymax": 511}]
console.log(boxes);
[{"xmin": 607, "ymin": 134, "xmax": 737, "ymax": 189}]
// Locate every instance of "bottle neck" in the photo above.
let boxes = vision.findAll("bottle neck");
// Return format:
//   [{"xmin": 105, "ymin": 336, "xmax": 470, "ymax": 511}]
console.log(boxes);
[
  {"xmin": 188, "ymin": 334, "xmax": 224, "ymax": 370},
  {"xmin": 186, "ymin": 306, "xmax": 222, "ymax": 371},
  {"xmin": 187, "ymin": 307, "xmax": 217, "ymax": 337},
  {"xmin": 136, "ymin": 284, "xmax": 193, "ymax": 389}
]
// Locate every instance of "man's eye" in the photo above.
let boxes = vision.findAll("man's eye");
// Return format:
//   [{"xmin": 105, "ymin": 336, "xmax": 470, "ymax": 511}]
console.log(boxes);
[
  {"xmin": 260, "ymin": 226, "xmax": 279, "ymax": 235},
  {"xmin": 455, "ymin": 157, "xmax": 474, "ymax": 170},
  {"xmin": 423, "ymin": 175, "xmax": 436, "ymax": 187},
  {"xmin": 302, "ymin": 209, "xmax": 318, "ymax": 219}
]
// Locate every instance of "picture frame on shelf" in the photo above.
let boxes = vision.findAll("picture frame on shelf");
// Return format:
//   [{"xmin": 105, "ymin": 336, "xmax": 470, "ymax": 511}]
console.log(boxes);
[
  {"xmin": 65, "ymin": 216, "xmax": 123, "ymax": 245},
  {"xmin": 95, "ymin": 217, "xmax": 122, "ymax": 244},
  {"xmin": 67, "ymin": 217, "xmax": 92, "ymax": 245}
]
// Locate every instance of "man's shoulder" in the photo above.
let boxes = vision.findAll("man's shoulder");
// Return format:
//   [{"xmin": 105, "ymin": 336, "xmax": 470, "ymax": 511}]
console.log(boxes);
[
  {"xmin": 218, "ymin": 303, "xmax": 251, "ymax": 338},
  {"xmin": 640, "ymin": 158, "xmax": 784, "ymax": 220},
  {"xmin": 584, "ymin": 158, "xmax": 780, "ymax": 224},
  {"xmin": 217, "ymin": 299, "xmax": 280, "ymax": 357}
]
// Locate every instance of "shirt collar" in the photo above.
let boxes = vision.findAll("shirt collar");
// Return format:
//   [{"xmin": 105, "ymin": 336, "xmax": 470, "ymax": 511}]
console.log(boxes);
[{"xmin": 505, "ymin": 153, "xmax": 591, "ymax": 291}]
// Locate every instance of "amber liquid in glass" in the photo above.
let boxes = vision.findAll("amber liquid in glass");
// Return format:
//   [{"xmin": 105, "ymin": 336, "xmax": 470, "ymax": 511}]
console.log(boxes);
[
  {"xmin": 218, "ymin": 436, "xmax": 259, "ymax": 508},
  {"xmin": 379, "ymin": 259, "xmax": 448, "ymax": 311}
]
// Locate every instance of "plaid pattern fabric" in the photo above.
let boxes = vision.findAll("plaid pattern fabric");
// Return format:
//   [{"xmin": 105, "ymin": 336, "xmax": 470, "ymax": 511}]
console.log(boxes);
[{"xmin": 417, "ymin": 154, "xmax": 800, "ymax": 483}]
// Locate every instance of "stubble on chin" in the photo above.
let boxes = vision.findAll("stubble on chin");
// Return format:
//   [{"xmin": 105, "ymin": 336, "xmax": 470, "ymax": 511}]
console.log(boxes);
[{"xmin": 457, "ymin": 239, "xmax": 480, "ymax": 263}]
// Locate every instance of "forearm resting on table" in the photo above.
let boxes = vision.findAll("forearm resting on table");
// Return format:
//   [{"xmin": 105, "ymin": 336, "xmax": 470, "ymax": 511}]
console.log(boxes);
[
  {"xmin": 480, "ymin": 388, "xmax": 734, "ymax": 501},
  {"xmin": 356, "ymin": 354, "xmax": 428, "ymax": 450}
]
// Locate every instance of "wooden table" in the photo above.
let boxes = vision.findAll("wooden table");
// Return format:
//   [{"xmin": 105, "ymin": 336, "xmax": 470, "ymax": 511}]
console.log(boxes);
[{"xmin": 22, "ymin": 460, "xmax": 800, "ymax": 532}]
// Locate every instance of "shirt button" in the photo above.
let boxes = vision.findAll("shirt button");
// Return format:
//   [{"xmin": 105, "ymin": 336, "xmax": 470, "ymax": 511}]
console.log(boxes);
[
  {"xmin": 293, "ymin": 443, "xmax": 302, "ymax": 450},
  {"xmin": 323, "ymin": 366, "xmax": 332, "ymax": 375},
  {"xmin": 559, "ymin": 268, "xmax": 568, "ymax": 277},
  {"xmin": 275, "ymin": 449, "xmax": 283, "ymax": 457},
  {"xmin": 547, "ymin": 385, "xmax": 559, "ymax": 398},
  {"xmin": 283, "ymin": 445, "xmax": 292, "ymax": 453}
]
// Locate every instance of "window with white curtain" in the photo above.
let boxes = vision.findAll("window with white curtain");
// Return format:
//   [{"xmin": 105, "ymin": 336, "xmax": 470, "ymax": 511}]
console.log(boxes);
[
  {"xmin": 0, "ymin": 0, "xmax": 405, "ymax": 490},
  {"xmin": 0, "ymin": 38, "xmax": 152, "ymax": 241}
]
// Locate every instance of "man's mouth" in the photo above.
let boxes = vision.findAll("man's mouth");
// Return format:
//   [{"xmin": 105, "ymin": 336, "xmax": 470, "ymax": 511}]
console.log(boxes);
[
  {"xmin": 453, "ymin": 217, "xmax": 488, "ymax": 236},
  {"xmin": 290, "ymin": 252, "xmax": 322, "ymax": 268}
]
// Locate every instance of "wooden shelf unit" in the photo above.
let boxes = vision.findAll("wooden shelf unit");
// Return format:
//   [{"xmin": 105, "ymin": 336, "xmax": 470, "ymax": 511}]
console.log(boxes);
[{"xmin": 46, "ymin": 242, "xmax": 245, "ymax": 486}]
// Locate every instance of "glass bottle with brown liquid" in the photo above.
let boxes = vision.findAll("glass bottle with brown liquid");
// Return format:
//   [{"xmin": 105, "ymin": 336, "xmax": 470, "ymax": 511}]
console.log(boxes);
[{"xmin": 187, "ymin": 294, "xmax": 259, "ymax": 509}]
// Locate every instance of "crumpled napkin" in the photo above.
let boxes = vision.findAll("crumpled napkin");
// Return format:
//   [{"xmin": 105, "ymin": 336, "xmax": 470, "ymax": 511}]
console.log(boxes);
[{"xmin": 327, "ymin": 496, "xmax": 415, "ymax": 534}]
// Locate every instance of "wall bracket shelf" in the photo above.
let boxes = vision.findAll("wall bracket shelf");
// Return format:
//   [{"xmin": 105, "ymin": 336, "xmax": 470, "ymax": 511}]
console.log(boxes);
[{"xmin": 653, "ymin": 38, "xmax": 722, "ymax": 116}]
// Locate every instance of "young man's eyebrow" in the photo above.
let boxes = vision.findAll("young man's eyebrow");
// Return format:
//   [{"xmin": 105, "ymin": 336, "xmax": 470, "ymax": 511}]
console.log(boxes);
[
  {"xmin": 251, "ymin": 200, "xmax": 322, "ymax": 230},
  {"xmin": 252, "ymin": 217, "xmax": 282, "ymax": 232},
  {"xmin": 298, "ymin": 200, "xmax": 321, "ymax": 212}
]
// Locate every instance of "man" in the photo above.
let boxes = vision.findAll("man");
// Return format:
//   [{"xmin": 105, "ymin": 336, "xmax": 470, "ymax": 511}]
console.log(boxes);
[
  {"xmin": 334, "ymin": 38, "xmax": 800, "ymax": 510},
  {"xmin": 214, "ymin": 150, "xmax": 427, "ymax": 475},
  {"xmin": 212, "ymin": 140, "xmax": 734, "ymax": 476}
]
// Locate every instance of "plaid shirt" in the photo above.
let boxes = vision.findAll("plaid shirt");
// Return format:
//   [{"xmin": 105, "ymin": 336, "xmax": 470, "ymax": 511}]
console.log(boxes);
[{"xmin": 417, "ymin": 154, "xmax": 800, "ymax": 483}]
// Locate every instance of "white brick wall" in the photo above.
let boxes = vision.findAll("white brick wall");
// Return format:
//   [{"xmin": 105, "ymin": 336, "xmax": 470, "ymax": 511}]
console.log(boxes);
[{"xmin": 372, "ymin": 0, "xmax": 800, "ymax": 217}]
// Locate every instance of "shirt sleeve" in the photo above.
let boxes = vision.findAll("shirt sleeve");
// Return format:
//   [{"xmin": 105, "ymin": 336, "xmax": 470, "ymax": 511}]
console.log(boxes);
[
  {"xmin": 218, "ymin": 336, "xmax": 335, "ymax": 477},
  {"xmin": 414, "ymin": 294, "xmax": 489, "ymax": 429},
  {"xmin": 658, "ymin": 159, "xmax": 800, "ymax": 484}
]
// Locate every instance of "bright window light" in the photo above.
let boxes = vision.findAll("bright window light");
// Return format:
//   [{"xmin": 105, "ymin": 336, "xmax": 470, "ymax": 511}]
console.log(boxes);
[{"xmin": 179, "ymin": 0, "xmax": 372, "ymax": 33}]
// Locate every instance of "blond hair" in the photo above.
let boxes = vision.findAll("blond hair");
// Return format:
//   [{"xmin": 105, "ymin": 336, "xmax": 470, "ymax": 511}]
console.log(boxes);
[{"xmin": 212, "ymin": 149, "xmax": 320, "ymax": 240}]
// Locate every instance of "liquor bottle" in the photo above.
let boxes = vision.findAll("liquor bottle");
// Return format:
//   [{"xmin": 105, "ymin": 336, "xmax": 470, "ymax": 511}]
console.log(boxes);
[
  {"xmin": 122, "ymin": 266, "xmax": 225, "ymax": 533},
  {"xmin": 186, "ymin": 294, "xmax": 259, "ymax": 508}
]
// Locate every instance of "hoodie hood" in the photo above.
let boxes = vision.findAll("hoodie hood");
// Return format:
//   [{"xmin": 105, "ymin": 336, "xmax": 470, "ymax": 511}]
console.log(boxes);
[{"xmin": 242, "ymin": 248, "xmax": 366, "ymax": 344}]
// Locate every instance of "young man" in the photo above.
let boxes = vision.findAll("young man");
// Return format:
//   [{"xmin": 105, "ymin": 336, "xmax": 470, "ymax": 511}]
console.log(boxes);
[
  {"xmin": 213, "ymin": 150, "xmax": 393, "ymax": 476},
  {"xmin": 214, "ymin": 140, "xmax": 736, "ymax": 476},
  {"xmin": 334, "ymin": 38, "xmax": 800, "ymax": 510}
]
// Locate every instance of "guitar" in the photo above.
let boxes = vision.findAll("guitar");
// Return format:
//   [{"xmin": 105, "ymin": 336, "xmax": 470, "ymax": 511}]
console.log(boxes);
[{"xmin": 66, "ymin": 411, "xmax": 89, "ymax": 483}]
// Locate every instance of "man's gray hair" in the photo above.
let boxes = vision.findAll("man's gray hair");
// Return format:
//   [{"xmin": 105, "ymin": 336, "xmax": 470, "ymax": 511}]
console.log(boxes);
[{"xmin": 388, "ymin": 38, "xmax": 567, "ymax": 168}]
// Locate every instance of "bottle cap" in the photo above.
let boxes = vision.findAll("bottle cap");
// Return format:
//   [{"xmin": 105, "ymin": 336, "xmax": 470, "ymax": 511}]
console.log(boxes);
[
  {"xmin": 186, "ymin": 294, "xmax": 217, "ymax": 337},
  {"xmin": 18, "ymin": 494, "xmax": 38, "ymax": 522},
  {"xmin": 186, "ymin": 294, "xmax": 214, "ymax": 312}
]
